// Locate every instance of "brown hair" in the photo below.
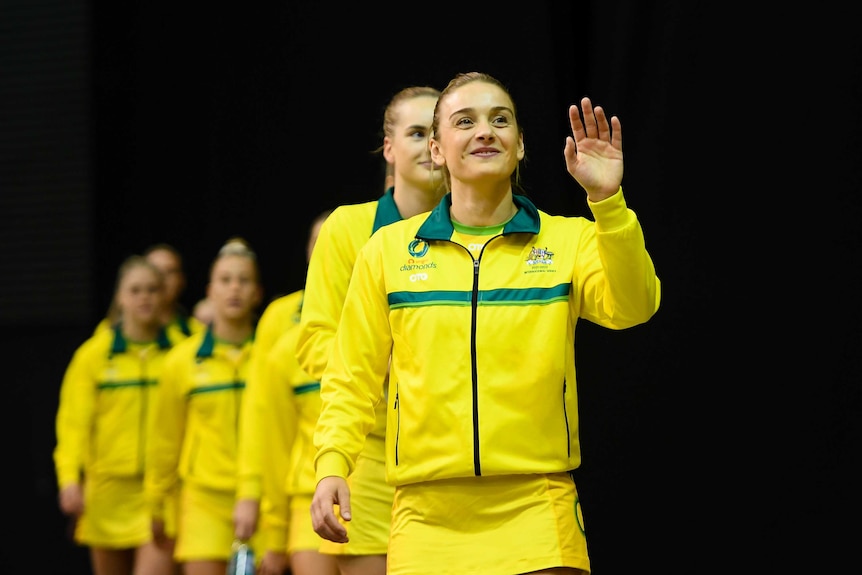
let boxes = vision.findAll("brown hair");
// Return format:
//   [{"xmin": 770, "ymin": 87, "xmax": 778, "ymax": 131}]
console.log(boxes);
[{"xmin": 143, "ymin": 242, "xmax": 183, "ymax": 267}]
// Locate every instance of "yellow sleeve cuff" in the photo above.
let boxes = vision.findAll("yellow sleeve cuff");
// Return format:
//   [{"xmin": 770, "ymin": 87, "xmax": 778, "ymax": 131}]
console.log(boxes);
[
  {"xmin": 314, "ymin": 451, "xmax": 351, "ymax": 483},
  {"xmin": 236, "ymin": 476, "xmax": 262, "ymax": 501},
  {"xmin": 588, "ymin": 186, "xmax": 632, "ymax": 233}
]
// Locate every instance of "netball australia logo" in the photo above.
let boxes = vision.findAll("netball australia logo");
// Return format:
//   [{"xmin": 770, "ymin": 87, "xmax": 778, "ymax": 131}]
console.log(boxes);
[
  {"xmin": 408, "ymin": 239, "xmax": 429, "ymax": 258},
  {"xmin": 401, "ymin": 239, "xmax": 437, "ymax": 281},
  {"xmin": 526, "ymin": 246, "xmax": 554, "ymax": 265}
]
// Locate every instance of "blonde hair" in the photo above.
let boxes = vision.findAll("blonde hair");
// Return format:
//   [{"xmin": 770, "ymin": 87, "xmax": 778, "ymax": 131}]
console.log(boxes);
[
  {"xmin": 210, "ymin": 236, "xmax": 260, "ymax": 282},
  {"xmin": 218, "ymin": 236, "xmax": 257, "ymax": 259},
  {"xmin": 380, "ymin": 85, "xmax": 441, "ymax": 141}
]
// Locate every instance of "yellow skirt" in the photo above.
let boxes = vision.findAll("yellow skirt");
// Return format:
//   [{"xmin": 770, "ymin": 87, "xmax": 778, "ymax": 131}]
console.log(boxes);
[
  {"xmin": 175, "ymin": 484, "xmax": 262, "ymax": 562},
  {"xmin": 318, "ymin": 445, "xmax": 395, "ymax": 556},
  {"xmin": 288, "ymin": 494, "xmax": 325, "ymax": 553},
  {"xmin": 387, "ymin": 473, "xmax": 590, "ymax": 575},
  {"xmin": 75, "ymin": 473, "xmax": 150, "ymax": 548}
]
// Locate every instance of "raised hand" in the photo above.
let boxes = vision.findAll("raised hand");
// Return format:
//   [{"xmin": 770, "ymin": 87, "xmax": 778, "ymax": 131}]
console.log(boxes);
[{"xmin": 564, "ymin": 96, "xmax": 624, "ymax": 202}]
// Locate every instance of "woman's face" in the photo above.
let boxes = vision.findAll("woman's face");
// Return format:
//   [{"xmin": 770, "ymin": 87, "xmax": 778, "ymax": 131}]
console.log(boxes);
[
  {"xmin": 383, "ymin": 95, "xmax": 440, "ymax": 190},
  {"xmin": 206, "ymin": 255, "xmax": 261, "ymax": 323},
  {"xmin": 430, "ymin": 81, "xmax": 524, "ymax": 186},
  {"xmin": 117, "ymin": 265, "xmax": 163, "ymax": 328},
  {"xmin": 145, "ymin": 248, "xmax": 184, "ymax": 306}
]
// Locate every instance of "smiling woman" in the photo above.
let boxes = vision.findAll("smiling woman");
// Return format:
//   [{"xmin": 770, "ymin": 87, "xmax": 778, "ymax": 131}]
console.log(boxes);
[
  {"xmin": 309, "ymin": 71, "xmax": 661, "ymax": 575},
  {"xmin": 296, "ymin": 84, "xmax": 445, "ymax": 575}
]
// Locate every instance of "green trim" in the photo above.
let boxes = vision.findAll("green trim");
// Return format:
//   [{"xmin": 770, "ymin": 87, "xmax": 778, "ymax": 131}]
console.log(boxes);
[
  {"xmin": 188, "ymin": 382, "xmax": 245, "ymax": 395},
  {"xmin": 294, "ymin": 382, "xmax": 321, "ymax": 395},
  {"xmin": 97, "ymin": 379, "xmax": 154, "ymax": 390},
  {"xmin": 175, "ymin": 314, "xmax": 192, "ymax": 337},
  {"xmin": 372, "ymin": 188, "xmax": 403, "ymax": 234},
  {"xmin": 196, "ymin": 326, "xmax": 216, "ymax": 358},
  {"xmin": 417, "ymin": 193, "xmax": 541, "ymax": 241},
  {"xmin": 388, "ymin": 284, "xmax": 570, "ymax": 308},
  {"xmin": 110, "ymin": 324, "xmax": 127, "ymax": 354}
]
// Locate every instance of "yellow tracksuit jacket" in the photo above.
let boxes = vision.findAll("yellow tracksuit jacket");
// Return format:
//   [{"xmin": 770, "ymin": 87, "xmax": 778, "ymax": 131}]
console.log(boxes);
[
  {"xmin": 236, "ymin": 290, "xmax": 304, "ymax": 552},
  {"xmin": 254, "ymin": 317, "xmax": 322, "ymax": 552},
  {"xmin": 145, "ymin": 326, "xmax": 254, "ymax": 519},
  {"xmin": 54, "ymin": 325, "xmax": 173, "ymax": 487},
  {"xmin": 296, "ymin": 189, "xmax": 405, "ymax": 464},
  {"xmin": 315, "ymin": 190, "xmax": 661, "ymax": 486}
]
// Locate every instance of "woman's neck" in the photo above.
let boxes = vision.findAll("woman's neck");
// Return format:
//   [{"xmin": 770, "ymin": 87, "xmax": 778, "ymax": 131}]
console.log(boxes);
[
  {"xmin": 392, "ymin": 177, "xmax": 445, "ymax": 219},
  {"xmin": 211, "ymin": 318, "xmax": 253, "ymax": 345},
  {"xmin": 158, "ymin": 305, "xmax": 177, "ymax": 326},
  {"xmin": 449, "ymin": 182, "xmax": 515, "ymax": 227},
  {"xmin": 121, "ymin": 320, "xmax": 160, "ymax": 343}
]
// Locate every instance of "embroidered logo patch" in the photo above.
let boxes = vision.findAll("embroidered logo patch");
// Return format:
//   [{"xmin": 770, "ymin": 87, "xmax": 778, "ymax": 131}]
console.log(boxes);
[
  {"xmin": 526, "ymin": 246, "xmax": 554, "ymax": 265},
  {"xmin": 408, "ymin": 239, "xmax": 429, "ymax": 258}
]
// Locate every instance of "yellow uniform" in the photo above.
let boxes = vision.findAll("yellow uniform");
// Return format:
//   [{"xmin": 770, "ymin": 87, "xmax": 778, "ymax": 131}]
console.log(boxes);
[
  {"xmin": 258, "ymin": 305, "xmax": 327, "ymax": 553},
  {"xmin": 236, "ymin": 290, "xmax": 304, "ymax": 555},
  {"xmin": 296, "ymin": 191, "xmax": 402, "ymax": 555},
  {"xmin": 54, "ymin": 325, "xmax": 173, "ymax": 547},
  {"xmin": 145, "ymin": 326, "xmax": 261, "ymax": 561},
  {"xmin": 315, "ymin": 191, "xmax": 661, "ymax": 574}
]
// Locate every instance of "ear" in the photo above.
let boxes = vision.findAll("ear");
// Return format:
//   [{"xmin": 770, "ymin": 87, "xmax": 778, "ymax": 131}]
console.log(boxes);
[
  {"xmin": 429, "ymin": 138, "xmax": 446, "ymax": 167},
  {"xmin": 517, "ymin": 133, "xmax": 525, "ymax": 161},
  {"xmin": 382, "ymin": 137, "xmax": 395, "ymax": 164}
]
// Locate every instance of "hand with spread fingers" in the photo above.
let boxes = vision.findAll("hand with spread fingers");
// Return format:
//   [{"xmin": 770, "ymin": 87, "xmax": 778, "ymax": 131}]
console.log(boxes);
[{"xmin": 565, "ymin": 96, "xmax": 624, "ymax": 203}]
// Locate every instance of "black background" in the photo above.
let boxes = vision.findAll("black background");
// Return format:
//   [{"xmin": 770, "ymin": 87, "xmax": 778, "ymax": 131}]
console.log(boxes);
[{"xmin": 3, "ymin": 1, "xmax": 859, "ymax": 573}]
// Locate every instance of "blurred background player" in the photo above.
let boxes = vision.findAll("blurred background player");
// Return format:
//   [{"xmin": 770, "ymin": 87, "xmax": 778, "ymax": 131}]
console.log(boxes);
[
  {"xmin": 54, "ymin": 255, "xmax": 180, "ymax": 575},
  {"xmin": 145, "ymin": 237, "xmax": 264, "ymax": 575}
]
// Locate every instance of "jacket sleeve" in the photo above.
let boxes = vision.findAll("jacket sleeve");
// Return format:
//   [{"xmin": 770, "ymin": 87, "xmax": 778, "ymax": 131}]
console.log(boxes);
[
  {"xmin": 237, "ymin": 294, "xmax": 298, "ymax": 500},
  {"xmin": 257, "ymin": 332, "xmax": 300, "ymax": 554},
  {"xmin": 296, "ymin": 209, "xmax": 357, "ymax": 381},
  {"xmin": 235, "ymin": 335, "xmax": 269, "ymax": 501},
  {"xmin": 144, "ymin": 344, "xmax": 187, "ymax": 520},
  {"xmin": 578, "ymin": 188, "xmax": 661, "ymax": 329},
  {"xmin": 53, "ymin": 340, "xmax": 98, "ymax": 488},
  {"xmin": 314, "ymin": 238, "xmax": 393, "ymax": 481}
]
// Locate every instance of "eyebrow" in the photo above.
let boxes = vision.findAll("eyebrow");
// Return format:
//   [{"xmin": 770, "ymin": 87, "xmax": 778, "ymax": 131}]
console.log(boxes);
[{"xmin": 448, "ymin": 105, "xmax": 514, "ymax": 119}]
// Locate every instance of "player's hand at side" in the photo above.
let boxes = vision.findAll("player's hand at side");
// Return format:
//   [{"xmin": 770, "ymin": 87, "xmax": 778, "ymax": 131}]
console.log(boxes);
[{"xmin": 310, "ymin": 475, "xmax": 351, "ymax": 543}]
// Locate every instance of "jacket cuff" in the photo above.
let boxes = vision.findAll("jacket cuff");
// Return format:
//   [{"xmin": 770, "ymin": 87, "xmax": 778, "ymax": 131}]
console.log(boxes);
[
  {"xmin": 236, "ymin": 476, "xmax": 262, "ymax": 500},
  {"xmin": 315, "ymin": 451, "xmax": 351, "ymax": 483},
  {"xmin": 588, "ymin": 186, "xmax": 631, "ymax": 232}
]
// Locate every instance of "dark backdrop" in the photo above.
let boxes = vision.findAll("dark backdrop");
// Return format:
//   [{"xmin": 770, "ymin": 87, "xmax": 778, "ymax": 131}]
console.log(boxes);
[{"xmin": 3, "ymin": 1, "xmax": 859, "ymax": 573}]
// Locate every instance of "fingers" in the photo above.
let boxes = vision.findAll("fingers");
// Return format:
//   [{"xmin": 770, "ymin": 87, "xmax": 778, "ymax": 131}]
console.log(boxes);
[
  {"xmin": 336, "ymin": 481, "xmax": 352, "ymax": 522},
  {"xmin": 570, "ymin": 96, "xmax": 617, "ymax": 144},
  {"xmin": 234, "ymin": 522, "xmax": 253, "ymax": 541},
  {"xmin": 592, "ymin": 102, "xmax": 609, "ymax": 141},
  {"xmin": 610, "ymin": 115, "xmax": 622, "ymax": 150},
  {"xmin": 232, "ymin": 499, "xmax": 258, "ymax": 540},
  {"xmin": 310, "ymin": 484, "xmax": 350, "ymax": 543},
  {"xmin": 568, "ymin": 105, "xmax": 585, "ymax": 142},
  {"xmin": 311, "ymin": 506, "xmax": 349, "ymax": 543},
  {"xmin": 580, "ymin": 97, "xmax": 598, "ymax": 139}
]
